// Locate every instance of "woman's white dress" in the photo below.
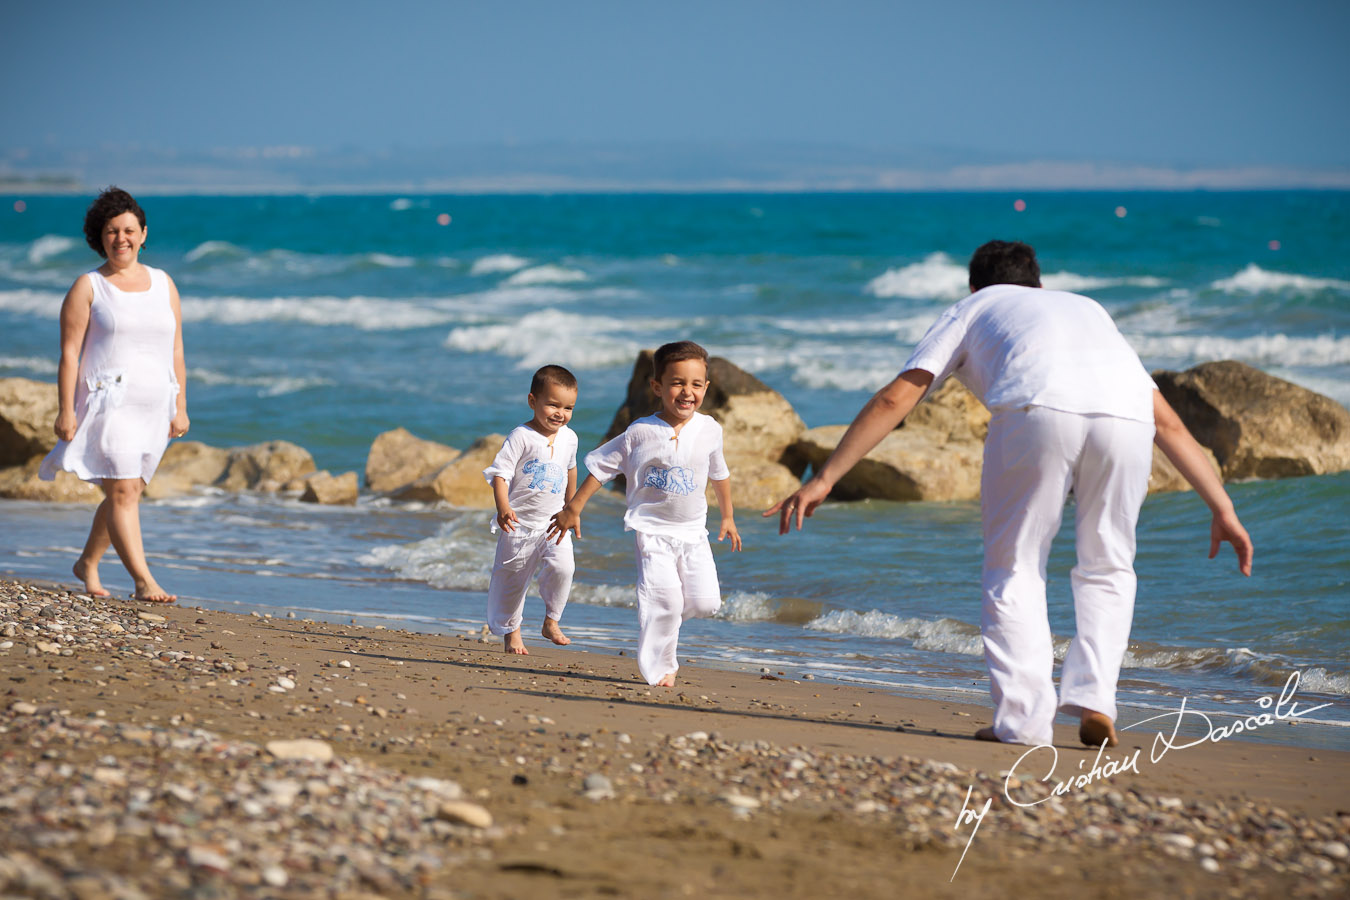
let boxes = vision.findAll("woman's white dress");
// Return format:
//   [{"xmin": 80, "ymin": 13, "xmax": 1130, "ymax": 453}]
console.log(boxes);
[{"xmin": 39, "ymin": 267, "xmax": 179, "ymax": 484}]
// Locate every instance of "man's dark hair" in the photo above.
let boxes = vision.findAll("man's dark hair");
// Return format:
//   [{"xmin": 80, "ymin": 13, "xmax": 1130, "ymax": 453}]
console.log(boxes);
[
  {"xmin": 651, "ymin": 341, "xmax": 709, "ymax": 382},
  {"xmin": 968, "ymin": 240, "xmax": 1041, "ymax": 291},
  {"xmin": 530, "ymin": 365, "xmax": 578, "ymax": 395},
  {"xmin": 83, "ymin": 187, "xmax": 146, "ymax": 257}
]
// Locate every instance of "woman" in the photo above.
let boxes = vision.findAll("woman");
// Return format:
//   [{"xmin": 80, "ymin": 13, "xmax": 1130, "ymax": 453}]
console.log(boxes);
[{"xmin": 39, "ymin": 187, "xmax": 189, "ymax": 603}]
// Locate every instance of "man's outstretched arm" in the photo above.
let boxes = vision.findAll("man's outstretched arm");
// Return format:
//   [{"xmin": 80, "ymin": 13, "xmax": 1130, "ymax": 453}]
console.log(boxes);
[
  {"xmin": 764, "ymin": 369, "xmax": 934, "ymax": 534},
  {"xmin": 1152, "ymin": 389, "xmax": 1253, "ymax": 575}
]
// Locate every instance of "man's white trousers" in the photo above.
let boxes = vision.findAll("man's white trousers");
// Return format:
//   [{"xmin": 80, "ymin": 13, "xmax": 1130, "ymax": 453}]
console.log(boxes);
[
  {"xmin": 980, "ymin": 406, "xmax": 1154, "ymax": 746},
  {"xmin": 486, "ymin": 530, "xmax": 574, "ymax": 635}
]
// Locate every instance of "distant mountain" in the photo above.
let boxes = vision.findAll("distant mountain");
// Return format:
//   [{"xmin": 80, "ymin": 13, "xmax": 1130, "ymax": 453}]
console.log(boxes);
[{"xmin": 2, "ymin": 141, "xmax": 1347, "ymax": 193}]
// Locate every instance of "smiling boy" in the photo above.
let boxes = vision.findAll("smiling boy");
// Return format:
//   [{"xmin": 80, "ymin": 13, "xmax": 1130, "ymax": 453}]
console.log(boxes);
[
  {"xmin": 548, "ymin": 341, "xmax": 741, "ymax": 687},
  {"xmin": 482, "ymin": 365, "xmax": 579, "ymax": 654}
]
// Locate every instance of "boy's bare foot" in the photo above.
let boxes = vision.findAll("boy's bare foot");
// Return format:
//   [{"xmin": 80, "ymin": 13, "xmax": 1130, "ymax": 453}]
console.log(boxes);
[
  {"xmin": 73, "ymin": 559, "xmax": 110, "ymax": 598},
  {"xmin": 974, "ymin": 727, "xmax": 1002, "ymax": 742},
  {"xmin": 504, "ymin": 629, "xmax": 529, "ymax": 655},
  {"xmin": 1079, "ymin": 710, "xmax": 1118, "ymax": 748},
  {"xmin": 656, "ymin": 672, "xmax": 677, "ymax": 687},
  {"xmin": 541, "ymin": 619, "xmax": 570, "ymax": 646},
  {"xmin": 133, "ymin": 580, "xmax": 177, "ymax": 604}
]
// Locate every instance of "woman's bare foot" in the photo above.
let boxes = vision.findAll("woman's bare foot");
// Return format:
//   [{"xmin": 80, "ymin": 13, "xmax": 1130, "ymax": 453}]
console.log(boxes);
[
  {"xmin": 541, "ymin": 619, "xmax": 571, "ymax": 646},
  {"xmin": 656, "ymin": 672, "xmax": 677, "ymax": 687},
  {"xmin": 72, "ymin": 559, "xmax": 110, "ymax": 598},
  {"xmin": 504, "ymin": 629, "xmax": 529, "ymax": 655},
  {"xmin": 133, "ymin": 579, "xmax": 177, "ymax": 604},
  {"xmin": 974, "ymin": 726, "xmax": 1002, "ymax": 742},
  {"xmin": 1079, "ymin": 710, "xmax": 1118, "ymax": 748}
]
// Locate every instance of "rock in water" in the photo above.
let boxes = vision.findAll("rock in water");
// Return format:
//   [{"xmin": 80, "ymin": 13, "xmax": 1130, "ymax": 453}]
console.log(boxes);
[
  {"xmin": 300, "ymin": 470, "xmax": 360, "ymax": 505},
  {"xmin": 220, "ymin": 441, "xmax": 316, "ymax": 492},
  {"xmin": 391, "ymin": 434, "xmax": 503, "ymax": 507},
  {"xmin": 1155, "ymin": 360, "xmax": 1350, "ymax": 480},
  {"xmin": 364, "ymin": 427, "xmax": 460, "ymax": 493},
  {"xmin": 144, "ymin": 441, "xmax": 231, "ymax": 499},
  {"xmin": 0, "ymin": 377, "xmax": 60, "ymax": 466}
]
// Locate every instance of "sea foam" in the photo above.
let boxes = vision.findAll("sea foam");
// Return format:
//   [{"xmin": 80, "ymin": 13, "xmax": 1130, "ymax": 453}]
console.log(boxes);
[
  {"xmin": 864, "ymin": 253, "xmax": 968, "ymax": 300},
  {"xmin": 470, "ymin": 254, "xmax": 531, "ymax": 276},
  {"xmin": 358, "ymin": 517, "xmax": 495, "ymax": 592},
  {"xmin": 505, "ymin": 264, "xmax": 589, "ymax": 286},
  {"xmin": 1213, "ymin": 264, "xmax": 1350, "ymax": 294},
  {"xmin": 444, "ymin": 308, "xmax": 641, "ymax": 370},
  {"xmin": 27, "ymin": 235, "xmax": 77, "ymax": 265}
]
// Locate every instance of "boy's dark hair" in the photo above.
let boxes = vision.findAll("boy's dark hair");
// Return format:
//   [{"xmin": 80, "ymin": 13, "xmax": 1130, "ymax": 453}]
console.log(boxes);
[
  {"xmin": 530, "ymin": 364, "xmax": 578, "ymax": 395},
  {"xmin": 84, "ymin": 187, "xmax": 146, "ymax": 257},
  {"xmin": 651, "ymin": 341, "xmax": 709, "ymax": 382},
  {"xmin": 968, "ymin": 240, "xmax": 1041, "ymax": 291}
]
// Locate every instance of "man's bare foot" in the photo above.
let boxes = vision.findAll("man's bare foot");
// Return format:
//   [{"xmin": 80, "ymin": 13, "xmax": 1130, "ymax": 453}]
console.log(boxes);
[
  {"xmin": 1079, "ymin": 710, "xmax": 1118, "ymax": 748},
  {"xmin": 541, "ymin": 619, "xmax": 571, "ymax": 646},
  {"xmin": 656, "ymin": 672, "xmax": 677, "ymax": 687},
  {"xmin": 72, "ymin": 559, "xmax": 110, "ymax": 598},
  {"xmin": 974, "ymin": 726, "xmax": 1003, "ymax": 742},
  {"xmin": 133, "ymin": 580, "xmax": 176, "ymax": 603},
  {"xmin": 504, "ymin": 629, "xmax": 529, "ymax": 655}
]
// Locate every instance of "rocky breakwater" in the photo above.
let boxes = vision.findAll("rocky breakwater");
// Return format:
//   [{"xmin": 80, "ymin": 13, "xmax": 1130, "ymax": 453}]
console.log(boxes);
[
  {"xmin": 0, "ymin": 377, "xmax": 358, "ymax": 505},
  {"xmin": 364, "ymin": 427, "xmax": 498, "ymax": 509},
  {"xmin": 605, "ymin": 351, "xmax": 807, "ymax": 510}
]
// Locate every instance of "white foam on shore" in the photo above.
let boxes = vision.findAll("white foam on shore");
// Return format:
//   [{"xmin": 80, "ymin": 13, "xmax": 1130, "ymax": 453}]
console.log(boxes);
[
  {"xmin": 505, "ymin": 264, "xmax": 588, "ymax": 286},
  {"xmin": 717, "ymin": 592, "xmax": 778, "ymax": 622},
  {"xmin": 27, "ymin": 235, "xmax": 77, "ymax": 265},
  {"xmin": 1213, "ymin": 264, "xmax": 1350, "ymax": 294},
  {"xmin": 470, "ymin": 254, "xmax": 531, "ymax": 276},
  {"xmin": 1123, "ymin": 644, "xmax": 1350, "ymax": 697},
  {"xmin": 805, "ymin": 610, "xmax": 987, "ymax": 656},
  {"xmin": 358, "ymin": 517, "xmax": 495, "ymax": 592},
  {"xmin": 444, "ymin": 308, "xmax": 643, "ymax": 370}
]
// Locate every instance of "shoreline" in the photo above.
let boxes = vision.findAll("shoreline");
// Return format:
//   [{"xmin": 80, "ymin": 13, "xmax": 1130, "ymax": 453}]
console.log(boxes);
[{"xmin": 1, "ymin": 577, "xmax": 1347, "ymax": 898}]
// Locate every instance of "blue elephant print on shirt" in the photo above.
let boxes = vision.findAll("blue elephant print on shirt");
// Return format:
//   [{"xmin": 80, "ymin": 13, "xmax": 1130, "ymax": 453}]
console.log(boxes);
[
  {"xmin": 642, "ymin": 464, "xmax": 697, "ymax": 496},
  {"xmin": 522, "ymin": 458, "xmax": 566, "ymax": 494}
]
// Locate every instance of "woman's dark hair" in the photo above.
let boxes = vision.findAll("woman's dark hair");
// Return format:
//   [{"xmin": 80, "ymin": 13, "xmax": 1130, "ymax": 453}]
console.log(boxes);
[
  {"xmin": 968, "ymin": 240, "xmax": 1041, "ymax": 291},
  {"xmin": 83, "ymin": 187, "xmax": 146, "ymax": 257}
]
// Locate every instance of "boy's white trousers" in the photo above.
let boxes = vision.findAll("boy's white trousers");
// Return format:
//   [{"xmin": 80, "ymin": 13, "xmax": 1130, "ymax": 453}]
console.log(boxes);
[
  {"xmin": 634, "ymin": 532, "xmax": 722, "ymax": 685},
  {"xmin": 980, "ymin": 406, "xmax": 1154, "ymax": 746},
  {"xmin": 486, "ymin": 529, "xmax": 574, "ymax": 635}
]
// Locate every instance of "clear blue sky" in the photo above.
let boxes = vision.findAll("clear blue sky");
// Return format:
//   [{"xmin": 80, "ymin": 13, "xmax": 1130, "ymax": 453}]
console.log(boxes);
[{"xmin": 5, "ymin": 0, "xmax": 1348, "ymax": 169}]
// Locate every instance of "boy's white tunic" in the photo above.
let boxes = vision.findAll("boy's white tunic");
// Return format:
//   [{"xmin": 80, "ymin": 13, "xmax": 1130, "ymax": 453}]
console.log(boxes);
[
  {"xmin": 585, "ymin": 412, "xmax": 730, "ymax": 684},
  {"xmin": 904, "ymin": 284, "xmax": 1157, "ymax": 745},
  {"xmin": 481, "ymin": 424, "xmax": 578, "ymax": 634}
]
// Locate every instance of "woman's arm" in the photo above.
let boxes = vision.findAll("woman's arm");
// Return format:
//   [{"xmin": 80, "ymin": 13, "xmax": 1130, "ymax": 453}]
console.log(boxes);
[
  {"xmin": 54, "ymin": 276, "xmax": 93, "ymax": 441},
  {"xmin": 167, "ymin": 274, "xmax": 190, "ymax": 438}
]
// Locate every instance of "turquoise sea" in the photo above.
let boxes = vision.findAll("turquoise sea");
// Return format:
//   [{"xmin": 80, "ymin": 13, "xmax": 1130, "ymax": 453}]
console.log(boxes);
[{"xmin": 1, "ymin": 192, "xmax": 1347, "ymax": 747}]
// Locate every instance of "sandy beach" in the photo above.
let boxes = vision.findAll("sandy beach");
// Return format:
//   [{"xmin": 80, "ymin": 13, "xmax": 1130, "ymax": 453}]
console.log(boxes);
[{"xmin": 0, "ymin": 577, "xmax": 1346, "ymax": 900}]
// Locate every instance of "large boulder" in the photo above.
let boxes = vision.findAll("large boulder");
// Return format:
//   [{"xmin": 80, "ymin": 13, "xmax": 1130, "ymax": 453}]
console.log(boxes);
[
  {"xmin": 300, "ymin": 470, "xmax": 359, "ymax": 505},
  {"xmin": 791, "ymin": 424, "xmax": 985, "ymax": 502},
  {"xmin": 1147, "ymin": 444, "xmax": 1222, "ymax": 494},
  {"xmin": 710, "ymin": 453, "xmax": 803, "ymax": 511},
  {"xmin": 219, "ymin": 441, "xmax": 316, "ymax": 492},
  {"xmin": 0, "ymin": 457, "xmax": 102, "ymax": 503},
  {"xmin": 365, "ymin": 428, "xmax": 460, "ymax": 492},
  {"xmin": 605, "ymin": 351, "xmax": 806, "ymax": 466},
  {"xmin": 1154, "ymin": 361, "xmax": 1350, "ymax": 480},
  {"xmin": 903, "ymin": 379, "xmax": 990, "ymax": 443},
  {"xmin": 391, "ymin": 434, "xmax": 503, "ymax": 508},
  {"xmin": 143, "ymin": 441, "xmax": 232, "ymax": 500},
  {"xmin": 0, "ymin": 378, "xmax": 59, "ymax": 466}
]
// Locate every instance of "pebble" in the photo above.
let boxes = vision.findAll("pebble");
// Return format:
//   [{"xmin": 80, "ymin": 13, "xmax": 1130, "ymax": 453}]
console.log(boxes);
[
  {"xmin": 10, "ymin": 701, "xmax": 38, "ymax": 715},
  {"xmin": 136, "ymin": 612, "xmax": 166, "ymax": 624},
  {"xmin": 582, "ymin": 773, "xmax": 615, "ymax": 800},
  {"xmin": 1324, "ymin": 841, "xmax": 1349, "ymax": 860},
  {"xmin": 436, "ymin": 801, "xmax": 493, "ymax": 829},
  {"xmin": 1201, "ymin": 857, "xmax": 1221, "ymax": 874},
  {"xmin": 265, "ymin": 739, "xmax": 334, "ymax": 762}
]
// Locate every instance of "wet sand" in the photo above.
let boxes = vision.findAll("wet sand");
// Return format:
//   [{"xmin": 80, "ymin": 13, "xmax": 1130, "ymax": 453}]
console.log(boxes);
[{"xmin": 0, "ymin": 577, "xmax": 1346, "ymax": 899}]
